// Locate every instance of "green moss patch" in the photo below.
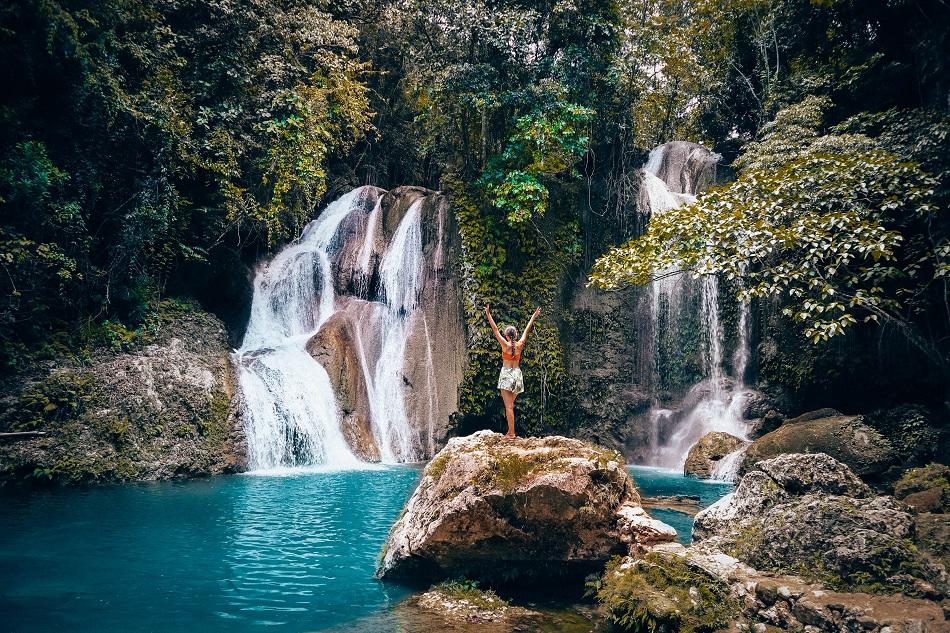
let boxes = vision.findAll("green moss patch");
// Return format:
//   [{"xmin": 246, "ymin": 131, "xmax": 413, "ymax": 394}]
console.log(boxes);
[{"xmin": 591, "ymin": 554, "xmax": 741, "ymax": 633}]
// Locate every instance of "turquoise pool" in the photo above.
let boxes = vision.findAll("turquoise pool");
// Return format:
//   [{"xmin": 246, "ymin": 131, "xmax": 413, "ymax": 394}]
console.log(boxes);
[
  {"xmin": 627, "ymin": 465, "xmax": 733, "ymax": 544},
  {"xmin": 0, "ymin": 467, "xmax": 421, "ymax": 632},
  {"xmin": 0, "ymin": 461, "xmax": 731, "ymax": 632}
]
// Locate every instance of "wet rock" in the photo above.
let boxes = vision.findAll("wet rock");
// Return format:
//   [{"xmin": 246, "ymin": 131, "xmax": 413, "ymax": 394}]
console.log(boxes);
[
  {"xmin": 694, "ymin": 453, "xmax": 948, "ymax": 597},
  {"xmin": 313, "ymin": 186, "xmax": 464, "ymax": 460},
  {"xmin": 377, "ymin": 431, "xmax": 665, "ymax": 583},
  {"xmin": 641, "ymin": 494, "xmax": 702, "ymax": 516},
  {"xmin": 0, "ymin": 304, "xmax": 245, "ymax": 483},
  {"xmin": 739, "ymin": 410, "xmax": 897, "ymax": 478},
  {"xmin": 306, "ymin": 298, "xmax": 382, "ymax": 461},
  {"xmin": 683, "ymin": 431, "xmax": 747, "ymax": 478},
  {"xmin": 400, "ymin": 189, "xmax": 466, "ymax": 458},
  {"xmin": 645, "ymin": 140, "xmax": 719, "ymax": 195}
]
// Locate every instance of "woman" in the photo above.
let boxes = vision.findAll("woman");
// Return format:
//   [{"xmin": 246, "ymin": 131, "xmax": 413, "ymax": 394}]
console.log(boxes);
[{"xmin": 484, "ymin": 304, "xmax": 542, "ymax": 438}]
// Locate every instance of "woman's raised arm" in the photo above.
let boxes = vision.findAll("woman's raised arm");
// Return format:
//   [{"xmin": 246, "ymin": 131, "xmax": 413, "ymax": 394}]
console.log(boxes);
[
  {"xmin": 518, "ymin": 307, "xmax": 541, "ymax": 345},
  {"xmin": 484, "ymin": 304, "xmax": 507, "ymax": 347}
]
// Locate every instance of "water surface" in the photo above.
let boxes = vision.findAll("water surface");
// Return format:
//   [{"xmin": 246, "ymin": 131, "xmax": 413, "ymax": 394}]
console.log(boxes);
[
  {"xmin": 0, "ymin": 467, "xmax": 420, "ymax": 633},
  {"xmin": 0, "ymin": 462, "xmax": 733, "ymax": 632},
  {"xmin": 627, "ymin": 465, "xmax": 733, "ymax": 544}
]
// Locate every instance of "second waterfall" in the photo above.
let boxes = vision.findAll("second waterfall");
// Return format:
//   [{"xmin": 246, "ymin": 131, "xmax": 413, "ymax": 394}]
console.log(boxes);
[{"xmin": 235, "ymin": 186, "xmax": 465, "ymax": 471}]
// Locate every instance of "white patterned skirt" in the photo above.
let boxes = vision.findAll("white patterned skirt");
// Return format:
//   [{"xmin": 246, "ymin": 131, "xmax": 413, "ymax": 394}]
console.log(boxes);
[{"xmin": 497, "ymin": 366, "xmax": 524, "ymax": 394}]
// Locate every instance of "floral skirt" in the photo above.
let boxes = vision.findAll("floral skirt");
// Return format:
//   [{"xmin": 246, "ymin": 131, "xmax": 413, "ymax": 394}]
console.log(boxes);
[{"xmin": 497, "ymin": 366, "xmax": 524, "ymax": 395}]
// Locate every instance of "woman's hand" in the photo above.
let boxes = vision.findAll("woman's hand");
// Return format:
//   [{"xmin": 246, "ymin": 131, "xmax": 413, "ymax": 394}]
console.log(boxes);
[
  {"xmin": 533, "ymin": 306, "xmax": 541, "ymax": 319},
  {"xmin": 484, "ymin": 304, "xmax": 491, "ymax": 317}
]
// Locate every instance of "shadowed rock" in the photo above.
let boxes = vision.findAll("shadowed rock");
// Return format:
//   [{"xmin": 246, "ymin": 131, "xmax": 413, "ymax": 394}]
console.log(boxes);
[{"xmin": 739, "ymin": 410, "xmax": 897, "ymax": 477}]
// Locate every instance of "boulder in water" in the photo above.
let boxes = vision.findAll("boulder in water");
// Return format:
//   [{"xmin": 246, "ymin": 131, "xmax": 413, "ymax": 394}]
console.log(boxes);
[
  {"xmin": 376, "ymin": 431, "xmax": 673, "ymax": 583},
  {"xmin": 738, "ymin": 409, "xmax": 897, "ymax": 478},
  {"xmin": 693, "ymin": 453, "xmax": 948, "ymax": 597},
  {"xmin": 683, "ymin": 431, "xmax": 747, "ymax": 479}
]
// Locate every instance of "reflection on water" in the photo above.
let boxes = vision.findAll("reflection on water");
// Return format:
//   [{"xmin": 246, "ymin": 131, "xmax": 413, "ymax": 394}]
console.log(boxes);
[{"xmin": 0, "ymin": 467, "xmax": 420, "ymax": 633}]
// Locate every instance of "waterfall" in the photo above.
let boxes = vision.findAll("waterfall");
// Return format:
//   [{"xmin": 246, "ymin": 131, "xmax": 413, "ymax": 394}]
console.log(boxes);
[
  {"xmin": 235, "ymin": 187, "xmax": 435, "ymax": 471},
  {"xmin": 364, "ymin": 200, "xmax": 424, "ymax": 462},
  {"xmin": 638, "ymin": 142, "xmax": 752, "ymax": 473},
  {"xmin": 236, "ymin": 190, "xmax": 368, "ymax": 471},
  {"xmin": 710, "ymin": 444, "xmax": 748, "ymax": 481}
]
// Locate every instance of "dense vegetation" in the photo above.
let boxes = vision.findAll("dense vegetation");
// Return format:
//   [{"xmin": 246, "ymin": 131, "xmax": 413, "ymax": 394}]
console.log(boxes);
[{"xmin": 2, "ymin": 0, "xmax": 948, "ymax": 428}]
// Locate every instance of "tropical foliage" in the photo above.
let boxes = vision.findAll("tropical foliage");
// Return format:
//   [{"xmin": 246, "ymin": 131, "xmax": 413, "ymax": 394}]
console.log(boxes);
[{"xmin": 1, "ymin": 0, "xmax": 948, "ymax": 416}]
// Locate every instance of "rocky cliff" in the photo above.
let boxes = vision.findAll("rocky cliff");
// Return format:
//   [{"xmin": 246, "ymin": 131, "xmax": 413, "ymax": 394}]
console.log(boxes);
[
  {"xmin": 0, "ymin": 303, "xmax": 245, "ymax": 483},
  {"xmin": 305, "ymin": 186, "xmax": 466, "ymax": 460}
]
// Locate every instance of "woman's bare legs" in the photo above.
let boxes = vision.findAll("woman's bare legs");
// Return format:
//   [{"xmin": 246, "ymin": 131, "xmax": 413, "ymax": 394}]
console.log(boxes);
[{"xmin": 500, "ymin": 389, "xmax": 517, "ymax": 437}]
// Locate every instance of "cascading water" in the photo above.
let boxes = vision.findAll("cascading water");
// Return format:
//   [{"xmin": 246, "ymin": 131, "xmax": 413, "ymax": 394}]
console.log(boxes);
[
  {"xmin": 363, "ymin": 200, "xmax": 424, "ymax": 462},
  {"xmin": 235, "ymin": 187, "xmax": 438, "ymax": 471},
  {"xmin": 638, "ymin": 143, "xmax": 752, "ymax": 475}
]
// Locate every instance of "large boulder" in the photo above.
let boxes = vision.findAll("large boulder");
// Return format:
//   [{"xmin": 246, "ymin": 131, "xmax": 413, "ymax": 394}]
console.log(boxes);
[
  {"xmin": 683, "ymin": 431, "xmax": 747, "ymax": 478},
  {"xmin": 0, "ymin": 303, "xmax": 245, "ymax": 483},
  {"xmin": 739, "ymin": 409, "xmax": 897, "ymax": 478},
  {"xmin": 377, "ymin": 431, "xmax": 674, "ymax": 583},
  {"xmin": 694, "ymin": 453, "xmax": 948, "ymax": 598}
]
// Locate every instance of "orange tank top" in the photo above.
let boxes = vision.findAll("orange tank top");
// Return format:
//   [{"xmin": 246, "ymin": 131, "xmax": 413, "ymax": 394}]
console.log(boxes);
[{"xmin": 502, "ymin": 345, "xmax": 521, "ymax": 362}]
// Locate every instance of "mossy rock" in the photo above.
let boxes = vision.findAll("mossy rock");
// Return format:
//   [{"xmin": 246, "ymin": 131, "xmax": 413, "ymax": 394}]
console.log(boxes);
[
  {"xmin": 895, "ymin": 464, "xmax": 950, "ymax": 513},
  {"xmin": 592, "ymin": 553, "xmax": 742, "ymax": 633}
]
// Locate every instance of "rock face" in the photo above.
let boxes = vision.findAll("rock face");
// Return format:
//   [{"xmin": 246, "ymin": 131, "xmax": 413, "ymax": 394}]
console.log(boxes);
[
  {"xmin": 739, "ymin": 409, "xmax": 897, "ymax": 478},
  {"xmin": 683, "ymin": 431, "xmax": 747, "ymax": 478},
  {"xmin": 306, "ymin": 186, "xmax": 466, "ymax": 460},
  {"xmin": 306, "ymin": 298, "xmax": 381, "ymax": 461},
  {"xmin": 377, "ymin": 431, "xmax": 675, "ymax": 583},
  {"xmin": 0, "ymin": 304, "xmax": 245, "ymax": 483},
  {"xmin": 694, "ymin": 453, "xmax": 948, "ymax": 597}
]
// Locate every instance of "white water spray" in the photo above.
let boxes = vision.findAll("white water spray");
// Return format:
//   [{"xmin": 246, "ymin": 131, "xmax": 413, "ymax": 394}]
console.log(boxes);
[
  {"xmin": 235, "ymin": 188, "xmax": 432, "ymax": 471},
  {"xmin": 639, "ymin": 144, "xmax": 751, "ymax": 474}
]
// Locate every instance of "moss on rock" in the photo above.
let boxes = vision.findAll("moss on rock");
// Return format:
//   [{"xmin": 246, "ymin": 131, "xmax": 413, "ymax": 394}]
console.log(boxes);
[
  {"xmin": 0, "ymin": 300, "xmax": 245, "ymax": 484},
  {"xmin": 593, "ymin": 553, "xmax": 741, "ymax": 633}
]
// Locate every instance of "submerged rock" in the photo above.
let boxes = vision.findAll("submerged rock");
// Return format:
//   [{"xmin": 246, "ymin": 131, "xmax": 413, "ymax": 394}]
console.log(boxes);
[
  {"xmin": 376, "ymin": 431, "xmax": 674, "ymax": 583},
  {"xmin": 739, "ymin": 409, "xmax": 897, "ymax": 478},
  {"xmin": 683, "ymin": 431, "xmax": 747, "ymax": 478},
  {"xmin": 694, "ymin": 453, "xmax": 948, "ymax": 598}
]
